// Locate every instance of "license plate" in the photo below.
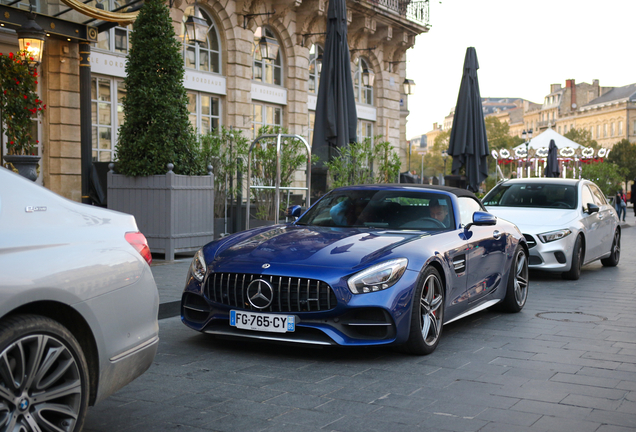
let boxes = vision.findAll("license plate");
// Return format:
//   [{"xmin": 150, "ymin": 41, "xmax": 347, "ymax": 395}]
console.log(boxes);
[{"xmin": 230, "ymin": 310, "xmax": 295, "ymax": 333}]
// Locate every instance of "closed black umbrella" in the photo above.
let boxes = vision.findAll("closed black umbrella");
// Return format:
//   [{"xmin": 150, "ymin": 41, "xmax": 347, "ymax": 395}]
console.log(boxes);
[
  {"xmin": 544, "ymin": 139, "xmax": 560, "ymax": 177},
  {"xmin": 447, "ymin": 47, "xmax": 489, "ymax": 193},
  {"xmin": 311, "ymin": 0, "xmax": 357, "ymax": 195}
]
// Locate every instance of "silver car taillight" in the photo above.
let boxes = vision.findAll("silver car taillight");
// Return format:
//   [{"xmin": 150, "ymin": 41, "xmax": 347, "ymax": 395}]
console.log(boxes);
[{"xmin": 125, "ymin": 232, "xmax": 152, "ymax": 265}]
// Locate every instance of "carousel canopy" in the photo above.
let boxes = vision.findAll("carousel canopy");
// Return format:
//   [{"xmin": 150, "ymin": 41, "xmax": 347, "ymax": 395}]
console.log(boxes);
[{"xmin": 513, "ymin": 128, "xmax": 583, "ymax": 151}]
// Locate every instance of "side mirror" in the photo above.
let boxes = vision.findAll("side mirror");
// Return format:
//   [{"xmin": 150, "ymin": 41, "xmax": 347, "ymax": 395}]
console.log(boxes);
[
  {"xmin": 465, "ymin": 211, "xmax": 497, "ymax": 231},
  {"xmin": 286, "ymin": 205, "xmax": 303, "ymax": 219},
  {"xmin": 586, "ymin": 203, "xmax": 599, "ymax": 214}
]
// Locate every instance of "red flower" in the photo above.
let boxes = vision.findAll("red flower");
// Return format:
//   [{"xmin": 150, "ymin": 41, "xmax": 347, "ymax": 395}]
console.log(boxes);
[
  {"xmin": 24, "ymin": 95, "xmax": 27, "ymax": 99},
  {"xmin": 10, "ymin": 141, "xmax": 14, "ymax": 145},
  {"xmin": 16, "ymin": 81, "xmax": 20, "ymax": 85},
  {"xmin": 35, "ymin": 81, "xmax": 38, "ymax": 84},
  {"xmin": 36, "ymin": 140, "xmax": 39, "ymax": 144},
  {"xmin": 9, "ymin": 52, "xmax": 13, "ymax": 58},
  {"xmin": 43, "ymin": 104, "xmax": 46, "ymax": 109},
  {"xmin": 26, "ymin": 42, "xmax": 30, "ymax": 46},
  {"xmin": 30, "ymin": 57, "xmax": 34, "ymax": 61}
]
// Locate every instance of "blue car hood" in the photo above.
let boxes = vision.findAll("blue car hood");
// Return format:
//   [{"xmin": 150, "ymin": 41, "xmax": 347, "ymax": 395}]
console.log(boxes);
[{"xmin": 214, "ymin": 225, "xmax": 426, "ymax": 270}]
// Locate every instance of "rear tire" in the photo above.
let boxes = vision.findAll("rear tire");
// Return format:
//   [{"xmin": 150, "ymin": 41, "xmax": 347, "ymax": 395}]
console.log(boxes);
[
  {"xmin": 404, "ymin": 267, "xmax": 444, "ymax": 355},
  {"xmin": 562, "ymin": 235, "xmax": 583, "ymax": 280},
  {"xmin": 0, "ymin": 314, "xmax": 89, "ymax": 432},
  {"xmin": 601, "ymin": 229, "xmax": 620, "ymax": 267},
  {"xmin": 501, "ymin": 245, "xmax": 529, "ymax": 312}
]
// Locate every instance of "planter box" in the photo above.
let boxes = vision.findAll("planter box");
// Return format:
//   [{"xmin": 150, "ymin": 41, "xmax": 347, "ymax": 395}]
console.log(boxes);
[{"xmin": 108, "ymin": 171, "xmax": 214, "ymax": 261}]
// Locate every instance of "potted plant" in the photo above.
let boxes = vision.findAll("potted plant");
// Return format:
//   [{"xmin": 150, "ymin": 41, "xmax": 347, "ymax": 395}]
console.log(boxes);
[
  {"xmin": 107, "ymin": 0, "xmax": 213, "ymax": 260},
  {"xmin": 0, "ymin": 50, "xmax": 46, "ymax": 181}
]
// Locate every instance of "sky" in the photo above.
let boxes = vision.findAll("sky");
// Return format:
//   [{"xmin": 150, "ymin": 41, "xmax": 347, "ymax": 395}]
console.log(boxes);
[{"xmin": 405, "ymin": 0, "xmax": 636, "ymax": 139}]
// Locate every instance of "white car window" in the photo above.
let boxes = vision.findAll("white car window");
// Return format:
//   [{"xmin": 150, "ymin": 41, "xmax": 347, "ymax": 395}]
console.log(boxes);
[
  {"xmin": 457, "ymin": 197, "xmax": 483, "ymax": 226},
  {"xmin": 589, "ymin": 184, "xmax": 607, "ymax": 206},
  {"xmin": 581, "ymin": 186, "xmax": 595, "ymax": 212}
]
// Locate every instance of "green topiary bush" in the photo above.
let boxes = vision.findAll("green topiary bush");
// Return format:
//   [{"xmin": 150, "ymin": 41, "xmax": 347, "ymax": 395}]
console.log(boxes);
[{"xmin": 115, "ymin": 0, "xmax": 201, "ymax": 176}]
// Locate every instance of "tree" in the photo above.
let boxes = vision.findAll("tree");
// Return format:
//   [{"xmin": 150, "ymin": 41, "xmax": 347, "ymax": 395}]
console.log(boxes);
[
  {"xmin": 581, "ymin": 160, "xmax": 626, "ymax": 196},
  {"xmin": 485, "ymin": 116, "xmax": 523, "ymax": 151},
  {"xmin": 418, "ymin": 130, "xmax": 451, "ymax": 179},
  {"xmin": 326, "ymin": 136, "xmax": 401, "ymax": 189},
  {"xmin": 606, "ymin": 139, "xmax": 636, "ymax": 185},
  {"xmin": 564, "ymin": 128, "xmax": 599, "ymax": 150},
  {"xmin": 115, "ymin": 0, "xmax": 200, "ymax": 176}
]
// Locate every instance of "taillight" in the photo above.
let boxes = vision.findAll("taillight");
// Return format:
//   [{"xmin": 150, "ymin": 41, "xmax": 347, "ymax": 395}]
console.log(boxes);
[{"xmin": 125, "ymin": 232, "xmax": 152, "ymax": 265}]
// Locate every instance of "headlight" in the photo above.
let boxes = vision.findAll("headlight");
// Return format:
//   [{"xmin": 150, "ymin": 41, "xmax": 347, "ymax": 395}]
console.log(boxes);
[
  {"xmin": 190, "ymin": 249, "xmax": 207, "ymax": 282},
  {"xmin": 347, "ymin": 258, "xmax": 408, "ymax": 294},
  {"xmin": 538, "ymin": 229, "xmax": 572, "ymax": 243}
]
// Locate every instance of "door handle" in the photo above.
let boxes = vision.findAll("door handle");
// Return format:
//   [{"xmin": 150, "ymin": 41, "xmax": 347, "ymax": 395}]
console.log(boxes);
[{"xmin": 493, "ymin": 230, "xmax": 502, "ymax": 240}]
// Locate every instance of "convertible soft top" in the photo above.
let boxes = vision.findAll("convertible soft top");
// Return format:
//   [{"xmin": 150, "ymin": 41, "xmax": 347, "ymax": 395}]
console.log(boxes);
[{"xmin": 338, "ymin": 184, "xmax": 479, "ymax": 199}]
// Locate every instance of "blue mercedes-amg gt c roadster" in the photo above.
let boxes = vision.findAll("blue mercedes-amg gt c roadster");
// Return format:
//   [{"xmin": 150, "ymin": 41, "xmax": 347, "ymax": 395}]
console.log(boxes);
[{"xmin": 181, "ymin": 185, "xmax": 529, "ymax": 355}]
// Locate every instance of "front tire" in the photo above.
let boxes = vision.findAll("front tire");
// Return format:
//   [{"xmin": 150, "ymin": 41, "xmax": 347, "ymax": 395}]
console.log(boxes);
[
  {"xmin": 501, "ymin": 245, "xmax": 529, "ymax": 312},
  {"xmin": 562, "ymin": 235, "xmax": 583, "ymax": 280},
  {"xmin": 601, "ymin": 229, "xmax": 620, "ymax": 267},
  {"xmin": 404, "ymin": 267, "xmax": 444, "ymax": 355},
  {"xmin": 0, "ymin": 315, "xmax": 89, "ymax": 432}
]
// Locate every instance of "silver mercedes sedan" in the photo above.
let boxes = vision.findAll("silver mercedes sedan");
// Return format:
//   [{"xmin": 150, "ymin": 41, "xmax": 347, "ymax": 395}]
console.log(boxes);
[
  {"xmin": 0, "ymin": 167, "xmax": 159, "ymax": 431},
  {"xmin": 483, "ymin": 178, "xmax": 620, "ymax": 280}
]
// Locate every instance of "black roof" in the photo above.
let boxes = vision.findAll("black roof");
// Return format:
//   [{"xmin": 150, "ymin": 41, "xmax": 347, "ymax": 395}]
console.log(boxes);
[{"xmin": 337, "ymin": 184, "xmax": 479, "ymax": 199}]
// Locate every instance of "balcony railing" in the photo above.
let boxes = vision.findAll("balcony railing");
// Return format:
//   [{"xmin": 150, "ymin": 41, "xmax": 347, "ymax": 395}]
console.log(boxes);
[{"xmin": 364, "ymin": 0, "xmax": 430, "ymax": 27}]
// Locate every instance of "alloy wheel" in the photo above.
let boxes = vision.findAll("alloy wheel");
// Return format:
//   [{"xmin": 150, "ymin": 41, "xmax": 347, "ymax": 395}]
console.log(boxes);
[
  {"xmin": 514, "ymin": 250, "xmax": 529, "ymax": 306},
  {"xmin": 612, "ymin": 230, "xmax": 621, "ymax": 262},
  {"xmin": 420, "ymin": 273, "xmax": 443, "ymax": 346},
  {"xmin": 0, "ymin": 334, "xmax": 83, "ymax": 432}
]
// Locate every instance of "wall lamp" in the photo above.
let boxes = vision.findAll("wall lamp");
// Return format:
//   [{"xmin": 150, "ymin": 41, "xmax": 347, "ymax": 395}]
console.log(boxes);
[
  {"xmin": 16, "ymin": 0, "xmax": 45, "ymax": 66},
  {"xmin": 301, "ymin": 32, "xmax": 326, "ymax": 47}
]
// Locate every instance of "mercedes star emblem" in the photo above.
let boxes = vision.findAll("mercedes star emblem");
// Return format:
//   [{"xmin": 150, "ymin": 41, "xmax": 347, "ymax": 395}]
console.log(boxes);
[
  {"xmin": 262, "ymin": 263, "xmax": 271, "ymax": 268},
  {"xmin": 246, "ymin": 279, "xmax": 274, "ymax": 309}
]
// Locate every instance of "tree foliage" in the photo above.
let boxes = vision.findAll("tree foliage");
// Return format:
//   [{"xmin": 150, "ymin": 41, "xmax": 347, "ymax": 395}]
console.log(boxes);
[
  {"xmin": 485, "ymin": 117, "xmax": 523, "ymax": 151},
  {"xmin": 581, "ymin": 161, "xmax": 626, "ymax": 196},
  {"xmin": 325, "ymin": 136, "xmax": 401, "ymax": 188},
  {"xmin": 564, "ymin": 128, "xmax": 599, "ymax": 150},
  {"xmin": 417, "ymin": 130, "xmax": 451, "ymax": 179},
  {"xmin": 115, "ymin": 0, "xmax": 200, "ymax": 176},
  {"xmin": 606, "ymin": 139, "xmax": 636, "ymax": 185},
  {"xmin": 199, "ymin": 127, "xmax": 250, "ymax": 218}
]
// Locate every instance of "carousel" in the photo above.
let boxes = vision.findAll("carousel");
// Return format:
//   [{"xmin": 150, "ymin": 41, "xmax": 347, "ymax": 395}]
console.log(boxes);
[{"xmin": 492, "ymin": 128, "xmax": 610, "ymax": 180}]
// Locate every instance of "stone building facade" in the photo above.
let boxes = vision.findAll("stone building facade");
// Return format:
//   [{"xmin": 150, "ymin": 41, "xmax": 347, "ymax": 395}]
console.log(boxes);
[{"xmin": 0, "ymin": 0, "xmax": 429, "ymax": 200}]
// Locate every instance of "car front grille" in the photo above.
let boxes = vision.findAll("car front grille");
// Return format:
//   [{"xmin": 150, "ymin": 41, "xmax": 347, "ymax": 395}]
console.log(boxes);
[
  {"xmin": 205, "ymin": 273, "xmax": 337, "ymax": 313},
  {"xmin": 523, "ymin": 234, "xmax": 537, "ymax": 249}
]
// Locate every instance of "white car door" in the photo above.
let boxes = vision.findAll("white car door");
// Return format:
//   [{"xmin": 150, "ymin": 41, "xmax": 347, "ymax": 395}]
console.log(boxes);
[
  {"xmin": 579, "ymin": 184, "xmax": 604, "ymax": 261},
  {"xmin": 589, "ymin": 183, "xmax": 616, "ymax": 256}
]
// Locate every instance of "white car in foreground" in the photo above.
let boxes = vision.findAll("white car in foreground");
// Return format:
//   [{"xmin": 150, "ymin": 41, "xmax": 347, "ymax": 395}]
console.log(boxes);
[
  {"xmin": 483, "ymin": 178, "xmax": 620, "ymax": 280},
  {"xmin": 0, "ymin": 167, "xmax": 159, "ymax": 431}
]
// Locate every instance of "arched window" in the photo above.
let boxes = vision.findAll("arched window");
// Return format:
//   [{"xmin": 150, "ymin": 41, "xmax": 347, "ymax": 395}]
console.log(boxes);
[
  {"xmin": 354, "ymin": 57, "xmax": 373, "ymax": 105},
  {"xmin": 309, "ymin": 44, "xmax": 323, "ymax": 94},
  {"xmin": 252, "ymin": 27, "xmax": 282, "ymax": 86},
  {"xmin": 182, "ymin": 6, "xmax": 221, "ymax": 73}
]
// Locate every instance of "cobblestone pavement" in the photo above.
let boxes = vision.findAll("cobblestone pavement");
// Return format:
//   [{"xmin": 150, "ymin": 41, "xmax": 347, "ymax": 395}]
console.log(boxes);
[{"xmin": 85, "ymin": 224, "xmax": 636, "ymax": 432}]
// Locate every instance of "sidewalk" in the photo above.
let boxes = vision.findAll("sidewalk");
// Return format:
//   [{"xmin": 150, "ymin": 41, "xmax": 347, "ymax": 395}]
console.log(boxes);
[{"xmin": 150, "ymin": 219, "xmax": 634, "ymax": 320}]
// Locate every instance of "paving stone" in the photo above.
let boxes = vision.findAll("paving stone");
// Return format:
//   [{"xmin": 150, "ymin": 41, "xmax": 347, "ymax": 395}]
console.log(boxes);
[
  {"xmin": 475, "ymin": 407, "xmax": 542, "ymax": 427},
  {"xmin": 510, "ymin": 399, "xmax": 592, "ymax": 420},
  {"xmin": 532, "ymin": 415, "xmax": 601, "ymax": 432}
]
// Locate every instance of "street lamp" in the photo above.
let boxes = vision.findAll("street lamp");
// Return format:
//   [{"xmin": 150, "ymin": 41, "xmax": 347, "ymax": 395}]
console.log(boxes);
[
  {"xmin": 362, "ymin": 68, "xmax": 375, "ymax": 88},
  {"xmin": 522, "ymin": 129, "xmax": 533, "ymax": 178},
  {"xmin": 442, "ymin": 150, "xmax": 448, "ymax": 185}
]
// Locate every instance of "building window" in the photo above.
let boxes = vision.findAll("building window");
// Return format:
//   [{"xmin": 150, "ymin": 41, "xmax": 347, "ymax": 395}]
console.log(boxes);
[
  {"xmin": 589, "ymin": 126, "xmax": 593, "ymax": 137},
  {"xmin": 252, "ymin": 103, "xmax": 283, "ymax": 137},
  {"xmin": 618, "ymin": 121, "xmax": 623, "ymax": 135},
  {"xmin": 353, "ymin": 57, "xmax": 373, "ymax": 105},
  {"xmin": 187, "ymin": 92, "xmax": 221, "ymax": 134},
  {"xmin": 611, "ymin": 122, "xmax": 615, "ymax": 136},
  {"xmin": 309, "ymin": 44, "xmax": 323, "ymax": 94},
  {"xmin": 596, "ymin": 125, "xmax": 600, "ymax": 139},
  {"xmin": 558, "ymin": 126, "xmax": 561, "ymax": 134},
  {"xmin": 91, "ymin": 76, "xmax": 125, "ymax": 162},
  {"xmin": 603, "ymin": 124, "xmax": 607, "ymax": 137},
  {"xmin": 182, "ymin": 7, "xmax": 221, "ymax": 73},
  {"xmin": 94, "ymin": 1, "xmax": 133, "ymax": 54},
  {"xmin": 252, "ymin": 27, "xmax": 282, "ymax": 86},
  {"xmin": 358, "ymin": 120, "xmax": 373, "ymax": 142}
]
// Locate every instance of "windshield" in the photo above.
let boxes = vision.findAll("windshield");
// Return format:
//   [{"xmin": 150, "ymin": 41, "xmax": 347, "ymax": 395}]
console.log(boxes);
[
  {"xmin": 483, "ymin": 183, "xmax": 578, "ymax": 209},
  {"xmin": 296, "ymin": 189, "xmax": 455, "ymax": 231}
]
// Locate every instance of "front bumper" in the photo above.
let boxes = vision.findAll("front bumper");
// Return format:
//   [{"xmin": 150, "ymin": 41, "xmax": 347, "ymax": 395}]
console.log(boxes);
[
  {"xmin": 181, "ymin": 268, "xmax": 421, "ymax": 347},
  {"xmin": 523, "ymin": 232, "xmax": 576, "ymax": 272}
]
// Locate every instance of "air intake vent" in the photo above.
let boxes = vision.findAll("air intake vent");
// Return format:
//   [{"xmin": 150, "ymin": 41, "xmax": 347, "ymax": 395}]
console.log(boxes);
[
  {"xmin": 205, "ymin": 273, "xmax": 337, "ymax": 313},
  {"xmin": 523, "ymin": 234, "xmax": 537, "ymax": 249}
]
